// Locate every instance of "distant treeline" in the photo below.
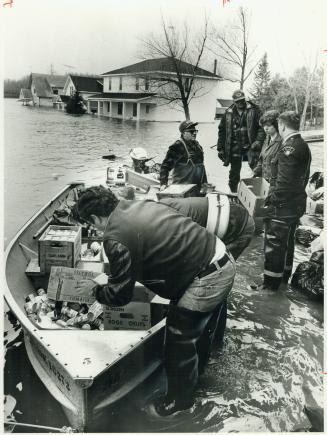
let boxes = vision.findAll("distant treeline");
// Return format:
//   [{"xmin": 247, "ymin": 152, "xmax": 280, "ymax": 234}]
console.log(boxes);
[{"xmin": 4, "ymin": 75, "xmax": 29, "ymax": 98}]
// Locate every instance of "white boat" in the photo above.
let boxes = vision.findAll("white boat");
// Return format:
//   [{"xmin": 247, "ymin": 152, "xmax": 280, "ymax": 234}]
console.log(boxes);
[{"xmin": 4, "ymin": 183, "xmax": 166, "ymax": 431}]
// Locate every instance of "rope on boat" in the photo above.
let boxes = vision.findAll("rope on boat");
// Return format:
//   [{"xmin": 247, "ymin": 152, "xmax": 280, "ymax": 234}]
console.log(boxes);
[{"xmin": 4, "ymin": 420, "xmax": 78, "ymax": 432}]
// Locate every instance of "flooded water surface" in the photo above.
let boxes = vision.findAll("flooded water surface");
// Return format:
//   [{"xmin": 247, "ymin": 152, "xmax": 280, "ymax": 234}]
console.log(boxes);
[{"xmin": 4, "ymin": 99, "xmax": 324, "ymax": 432}]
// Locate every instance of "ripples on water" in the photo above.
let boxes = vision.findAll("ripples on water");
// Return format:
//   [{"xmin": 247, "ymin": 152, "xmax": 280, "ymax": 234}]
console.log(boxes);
[{"xmin": 4, "ymin": 99, "xmax": 324, "ymax": 432}]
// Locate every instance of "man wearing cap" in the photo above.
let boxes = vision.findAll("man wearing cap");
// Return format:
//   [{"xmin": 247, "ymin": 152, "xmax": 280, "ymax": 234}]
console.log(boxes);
[
  {"xmin": 159, "ymin": 120, "xmax": 207, "ymax": 193},
  {"xmin": 75, "ymin": 185, "xmax": 236, "ymax": 418},
  {"xmin": 251, "ymin": 111, "xmax": 311, "ymax": 291},
  {"xmin": 129, "ymin": 147, "xmax": 150, "ymax": 174},
  {"xmin": 217, "ymin": 90, "xmax": 265, "ymax": 192}
]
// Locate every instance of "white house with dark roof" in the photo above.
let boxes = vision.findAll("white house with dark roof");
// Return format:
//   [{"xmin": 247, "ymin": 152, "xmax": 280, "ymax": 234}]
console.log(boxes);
[
  {"xmin": 27, "ymin": 73, "xmax": 67, "ymax": 106},
  {"xmin": 62, "ymin": 75, "xmax": 103, "ymax": 100},
  {"xmin": 58, "ymin": 74, "xmax": 103, "ymax": 111},
  {"xmin": 87, "ymin": 58, "xmax": 221, "ymax": 122}
]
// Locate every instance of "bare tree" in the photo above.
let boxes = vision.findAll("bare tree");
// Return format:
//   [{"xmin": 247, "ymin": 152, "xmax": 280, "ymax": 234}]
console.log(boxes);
[
  {"xmin": 138, "ymin": 16, "xmax": 215, "ymax": 120},
  {"xmin": 209, "ymin": 7, "xmax": 258, "ymax": 89}
]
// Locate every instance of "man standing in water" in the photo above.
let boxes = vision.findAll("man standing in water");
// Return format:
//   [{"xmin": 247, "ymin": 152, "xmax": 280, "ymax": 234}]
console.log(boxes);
[
  {"xmin": 75, "ymin": 186, "xmax": 236, "ymax": 418},
  {"xmin": 251, "ymin": 111, "xmax": 311, "ymax": 291},
  {"xmin": 159, "ymin": 120, "xmax": 207, "ymax": 194},
  {"xmin": 217, "ymin": 90, "xmax": 265, "ymax": 192}
]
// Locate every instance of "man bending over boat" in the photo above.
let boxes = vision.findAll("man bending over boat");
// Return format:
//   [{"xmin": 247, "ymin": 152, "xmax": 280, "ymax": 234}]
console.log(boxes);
[{"xmin": 75, "ymin": 186, "xmax": 236, "ymax": 418}]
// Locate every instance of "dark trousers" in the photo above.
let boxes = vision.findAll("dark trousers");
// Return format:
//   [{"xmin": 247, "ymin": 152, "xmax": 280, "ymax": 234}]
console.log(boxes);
[
  {"xmin": 229, "ymin": 149, "xmax": 258, "ymax": 192},
  {"xmin": 164, "ymin": 300, "xmax": 226, "ymax": 405},
  {"xmin": 264, "ymin": 218, "xmax": 298, "ymax": 289}
]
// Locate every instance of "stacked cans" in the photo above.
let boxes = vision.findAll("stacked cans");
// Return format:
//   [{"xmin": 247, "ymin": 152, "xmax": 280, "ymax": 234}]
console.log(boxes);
[{"xmin": 24, "ymin": 289, "xmax": 104, "ymax": 330}]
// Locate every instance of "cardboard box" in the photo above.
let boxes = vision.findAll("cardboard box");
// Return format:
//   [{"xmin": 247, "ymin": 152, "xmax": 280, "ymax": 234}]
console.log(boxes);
[
  {"xmin": 47, "ymin": 266, "xmax": 100, "ymax": 304},
  {"xmin": 39, "ymin": 225, "xmax": 81, "ymax": 273},
  {"xmin": 156, "ymin": 183, "xmax": 198, "ymax": 200},
  {"xmin": 103, "ymin": 284, "xmax": 169, "ymax": 330},
  {"xmin": 103, "ymin": 301, "xmax": 151, "ymax": 330},
  {"xmin": 238, "ymin": 178, "xmax": 270, "ymax": 217}
]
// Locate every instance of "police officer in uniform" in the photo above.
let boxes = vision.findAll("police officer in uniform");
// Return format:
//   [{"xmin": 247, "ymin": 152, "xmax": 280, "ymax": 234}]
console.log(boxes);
[
  {"xmin": 217, "ymin": 90, "xmax": 265, "ymax": 192},
  {"xmin": 251, "ymin": 111, "xmax": 311, "ymax": 291}
]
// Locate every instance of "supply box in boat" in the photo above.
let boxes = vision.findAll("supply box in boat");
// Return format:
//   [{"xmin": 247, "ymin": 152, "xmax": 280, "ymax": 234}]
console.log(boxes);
[
  {"xmin": 103, "ymin": 283, "xmax": 169, "ymax": 331},
  {"xmin": 156, "ymin": 183, "xmax": 198, "ymax": 200},
  {"xmin": 106, "ymin": 166, "xmax": 127, "ymax": 187},
  {"xmin": 238, "ymin": 177, "xmax": 269, "ymax": 217},
  {"xmin": 38, "ymin": 225, "xmax": 82, "ymax": 273}
]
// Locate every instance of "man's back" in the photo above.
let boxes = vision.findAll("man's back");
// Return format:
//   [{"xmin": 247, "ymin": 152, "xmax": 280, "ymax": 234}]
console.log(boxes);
[{"xmin": 104, "ymin": 199, "xmax": 216, "ymax": 300}]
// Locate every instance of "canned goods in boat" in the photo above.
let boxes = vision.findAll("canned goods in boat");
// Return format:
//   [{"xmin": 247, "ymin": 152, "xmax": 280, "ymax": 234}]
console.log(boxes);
[
  {"xmin": 61, "ymin": 307, "xmax": 79, "ymax": 318},
  {"xmin": 81, "ymin": 324, "xmax": 91, "ymax": 330},
  {"xmin": 24, "ymin": 301, "xmax": 35, "ymax": 315}
]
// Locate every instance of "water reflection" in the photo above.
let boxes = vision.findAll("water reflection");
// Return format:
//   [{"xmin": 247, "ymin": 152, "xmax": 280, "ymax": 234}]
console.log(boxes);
[{"xmin": 4, "ymin": 99, "xmax": 323, "ymax": 432}]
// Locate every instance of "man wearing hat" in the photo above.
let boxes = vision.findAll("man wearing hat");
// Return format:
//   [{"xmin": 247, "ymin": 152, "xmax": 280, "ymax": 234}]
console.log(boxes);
[
  {"xmin": 217, "ymin": 90, "xmax": 265, "ymax": 192},
  {"xmin": 159, "ymin": 120, "xmax": 207, "ymax": 193},
  {"xmin": 129, "ymin": 147, "xmax": 150, "ymax": 174}
]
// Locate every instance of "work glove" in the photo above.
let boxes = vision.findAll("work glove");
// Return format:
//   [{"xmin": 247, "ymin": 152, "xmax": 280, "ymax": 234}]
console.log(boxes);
[{"xmin": 250, "ymin": 141, "xmax": 262, "ymax": 151}]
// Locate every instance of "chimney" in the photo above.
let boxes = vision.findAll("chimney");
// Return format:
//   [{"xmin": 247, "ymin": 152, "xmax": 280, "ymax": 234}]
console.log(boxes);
[{"xmin": 213, "ymin": 59, "xmax": 217, "ymax": 75}]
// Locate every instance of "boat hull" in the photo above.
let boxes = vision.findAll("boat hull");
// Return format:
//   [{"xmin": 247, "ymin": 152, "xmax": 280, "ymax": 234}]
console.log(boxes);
[{"xmin": 5, "ymin": 183, "xmax": 166, "ymax": 431}]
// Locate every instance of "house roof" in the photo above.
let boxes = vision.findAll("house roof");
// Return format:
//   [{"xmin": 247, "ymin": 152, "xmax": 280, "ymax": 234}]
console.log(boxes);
[
  {"xmin": 28, "ymin": 73, "xmax": 66, "ymax": 97},
  {"xmin": 19, "ymin": 88, "xmax": 33, "ymax": 99},
  {"xmin": 69, "ymin": 75, "xmax": 103, "ymax": 93},
  {"xmin": 88, "ymin": 92, "xmax": 156, "ymax": 100},
  {"xmin": 102, "ymin": 58, "xmax": 221, "ymax": 79},
  {"xmin": 217, "ymin": 98, "xmax": 233, "ymax": 107}
]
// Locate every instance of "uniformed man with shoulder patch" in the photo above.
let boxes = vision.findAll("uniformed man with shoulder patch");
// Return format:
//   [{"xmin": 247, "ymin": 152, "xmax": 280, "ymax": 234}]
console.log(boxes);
[{"xmin": 251, "ymin": 111, "xmax": 312, "ymax": 291}]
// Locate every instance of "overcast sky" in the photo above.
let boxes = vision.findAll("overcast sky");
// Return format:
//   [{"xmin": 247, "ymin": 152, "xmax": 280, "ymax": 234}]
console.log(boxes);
[{"xmin": 2, "ymin": 0, "xmax": 326, "ymax": 86}]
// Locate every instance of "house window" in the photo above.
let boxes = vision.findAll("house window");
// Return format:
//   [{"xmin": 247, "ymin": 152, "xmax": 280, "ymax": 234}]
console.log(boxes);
[
  {"xmin": 107, "ymin": 102, "xmax": 111, "ymax": 112},
  {"xmin": 109, "ymin": 78, "xmax": 112, "ymax": 91},
  {"xmin": 117, "ymin": 102, "xmax": 123, "ymax": 115},
  {"xmin": 133, "ymin": 103, "xmax": 137, "ymax": 117},
  {"xmin": 145, "ymin": 77, "xmax": 150, "ymax": 91},
  {"xmin": 119, "ymin": 77, "xmax": 123, "ymax": 91},
  {"xmin": 145, "ymin": 104, "xmax": 150, "ymax": 114},
  {"xmin": 53, "ymin": 89, "xmax": 58, "ymax": 95},
  {"xmin": 135, "ymin": 78, "xmax": 139, "ymax": 91},
  {"xmin": 70, "ymin": 86, "xmax": 74, "ymax": 96}
]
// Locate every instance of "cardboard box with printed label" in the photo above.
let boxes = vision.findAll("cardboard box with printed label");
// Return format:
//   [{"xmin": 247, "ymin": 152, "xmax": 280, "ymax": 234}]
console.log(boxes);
[
  {"xmin": 238, "ymin": 177, "xmax": 270, "ymax": 217},
  {"xmin": 39, "ymin": 225, "xmax": 82, "ymax": 273},
  {"xmin": 103, "ymin": 284, "xmax": 170, "ymax": 331}
]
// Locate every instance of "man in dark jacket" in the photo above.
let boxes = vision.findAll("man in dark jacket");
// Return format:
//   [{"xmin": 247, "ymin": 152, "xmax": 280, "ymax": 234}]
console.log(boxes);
[
  {"xmin": 251, "ymin": 111, "xmax": 311, "ymax": 291},
  {"xmin": 159, "ymin": 120, "xmax": 207, "ymax": 193},
  {"xmin": 217, "ymin": 90, "xmax": 266, "ymax": 192},
  {"xmin": 76, "ymin": 186, "xmax": 236, "ymax": 418}
]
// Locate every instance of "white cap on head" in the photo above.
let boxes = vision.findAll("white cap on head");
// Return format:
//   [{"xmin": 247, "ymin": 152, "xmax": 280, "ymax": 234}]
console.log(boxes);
[{"xmin": 129, "ymin": 147, "xmax": 148, "ymax": 160}]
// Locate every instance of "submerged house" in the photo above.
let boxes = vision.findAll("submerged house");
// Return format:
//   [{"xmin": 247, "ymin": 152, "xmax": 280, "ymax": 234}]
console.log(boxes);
[
  {"xmin": 87, "ymin": 58, "xmax": 221, "ymax": 122},
  {"xmin": 60, "ymin": 75, "xmax": 103, "ymax": 111},
  {"xmin": 26, "ymin": 73, "xmax": 67, "ymax": 106},
  {"xmin": 18, "ymin": 88, "xmax": 33, "ymax": 105}
]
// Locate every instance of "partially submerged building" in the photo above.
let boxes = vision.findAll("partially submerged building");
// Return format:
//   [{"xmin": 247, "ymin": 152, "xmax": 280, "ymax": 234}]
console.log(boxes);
[
  {"xmin": 60, "ymin": 75, "xmax": 103, "ymax": 111},
  {"xmin": 24, "ymin": 73, "xmax": 67, "ymax": 106},
  {"xmin": 87, "ymin": 58, "xmax": 221, "ymax": 122}
]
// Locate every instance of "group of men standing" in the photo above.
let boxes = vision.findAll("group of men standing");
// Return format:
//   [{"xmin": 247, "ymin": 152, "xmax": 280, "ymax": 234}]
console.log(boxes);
[{"xmin": 74, "ymin": 89, "xmax": 311, "ymax": 419}]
